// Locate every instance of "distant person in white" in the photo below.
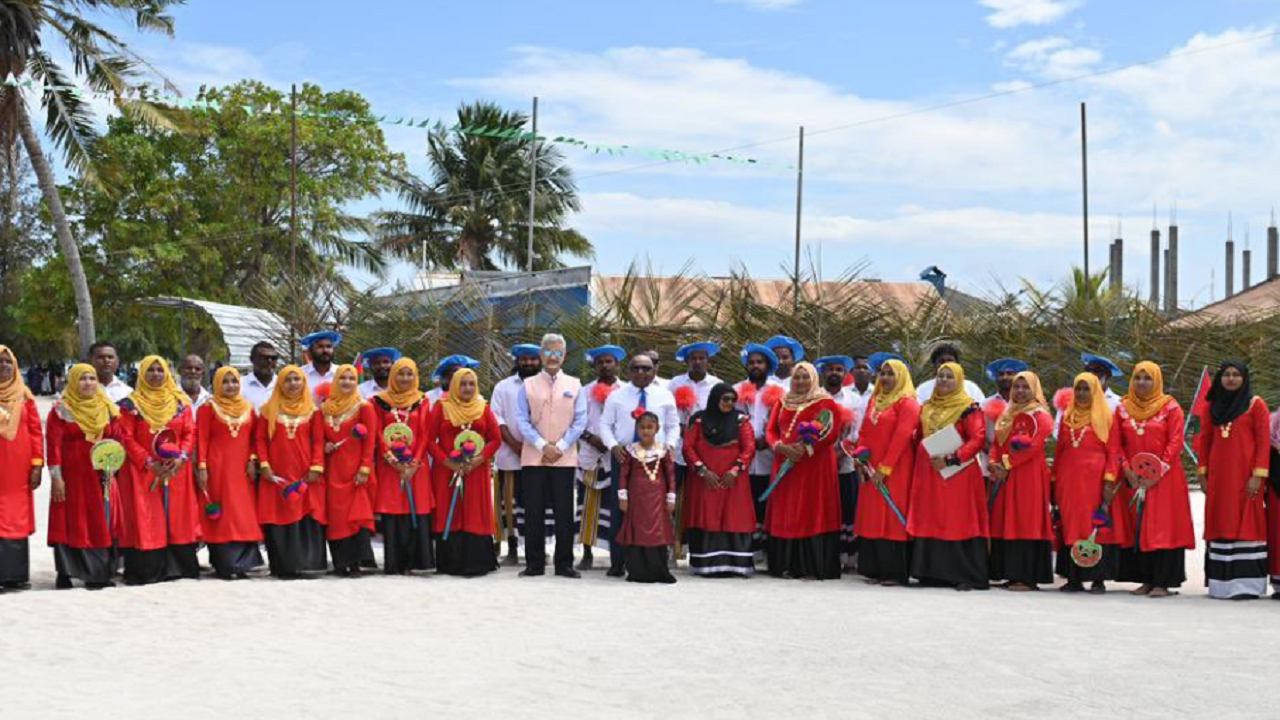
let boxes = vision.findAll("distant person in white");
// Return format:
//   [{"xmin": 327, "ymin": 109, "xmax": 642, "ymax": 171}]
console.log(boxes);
[
  {"xmin": 178, "ymin": 354, "xmax": 212, "ymax": 416},
  {"xmin": 241, "ymin": 341, "xmax": 278, "ymax": 410},
  {"xmin": 850, "ymin": 355, "xmax": 875, "ymax": 403},
  {"xmin": 88, "ymin": 341, "xmax": 132, "ymax": 403},
  {"xmin": 915, "ymin": 342, "xmax": 985, "ymax": 405},
  {"xmin": 299, "ymin": 330, "xmax": 340, "ymax": 403},
  {"xmin": 735, "ymin": 343, "xmax": 785, "ymax": 558},
  {"xmin": 358, "ymin": 347, "xmax": 401, "ymax": 400},
  {"xmin": 817, "ymin": 355, "xmax": 866, "ymax": 570},
  {"xmin": 766, "ymin": 335, "xmax": 805, "ymax": 392},
  {"xmin": 489, "ymin": 343, "xmax": 542, "ymax": 565}
]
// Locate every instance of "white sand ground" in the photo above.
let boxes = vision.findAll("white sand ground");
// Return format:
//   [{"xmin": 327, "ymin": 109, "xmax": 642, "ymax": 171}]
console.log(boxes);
[{"xmin": 3, "ymin": 398, "xmax": 1280, "ymax": 719}]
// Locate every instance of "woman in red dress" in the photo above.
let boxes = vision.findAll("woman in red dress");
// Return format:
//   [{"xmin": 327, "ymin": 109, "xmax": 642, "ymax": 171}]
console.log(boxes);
[
  {"xmin": 1198, "ymin": 361, "xmax": 1270, "ymax": 599},
  {"xmin": 987, "ymin": 371, "xmax": 1054, "ymax": 591},
  {"xmin": 196, "ymin": 367, "xmax": 263, "ymax": 579},
  {"xmin": 322, "ymin": 365, "xmax": 377, "ymax": 576},
  {"xmin": 616, "ymin": 412, "xmax": 677, "ymax": 584},
  {"xmin": 426, "ymin": 368, "xmax": 501, "ymax": 576},
  {"xmin": 1115, "ymin": 361, "xmax": 1194, "ymax": 597},
  {"xmin": 47, "ymin": 364, "xmax": 123, "ymax": 589},
  {"xmin": 908, "ymin": 362, "xmax": 988, "ymax": 590},
  {"xmin": 855, "ymin": 358, "xmax": 920, "ymax": 586},
  {"xmin": 1054, "ymin": 372, "xmax": 1127, "ymax": 594},
  {"xmin": 683, "ymin": 382, "xmax": 756, "ymax": 578},
  {"xmin": 764, "ymin": 362, "xmax": 842, "ymax": 580},
  {"xmin": 372, "ymin": 357, "xmax": 435, "ymax": 574},
  {"xmin": 117, "ymin": 355, "xmax": 200, "ymax": 585},
  {"xmin": 256, "ymin": 365, "xmax": 327, "ymax": 578},
  {"xmin": 0, "ymin": 346, "xmax": 44, "ymax": 589}
]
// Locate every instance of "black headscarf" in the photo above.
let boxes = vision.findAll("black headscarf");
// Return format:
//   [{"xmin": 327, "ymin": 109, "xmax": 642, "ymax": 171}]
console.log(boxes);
[
  {"xmin": 690, "ymin": 382, "xmax": 744, "ymax": 447},
  {"xmin": 1207, "ymin": 360, "xmax": 1252, "ymax": 426}
]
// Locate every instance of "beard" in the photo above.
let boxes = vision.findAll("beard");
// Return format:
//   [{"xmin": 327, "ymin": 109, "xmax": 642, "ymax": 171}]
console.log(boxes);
[{"xmin": 517, "ymin": 365, "xmax": 541, "ymax": 379}]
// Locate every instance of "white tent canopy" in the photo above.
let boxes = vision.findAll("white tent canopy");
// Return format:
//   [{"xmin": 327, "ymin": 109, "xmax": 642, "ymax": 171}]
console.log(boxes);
[{"xmin": 140, "ymin": 297, "xmax": 289, "ymax": 367}]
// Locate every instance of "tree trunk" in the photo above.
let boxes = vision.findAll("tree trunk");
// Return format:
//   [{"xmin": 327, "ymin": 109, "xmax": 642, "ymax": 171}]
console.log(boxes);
[{"xmin": 15, "ymin": 99, "xmax": 96, "ymax": 357}]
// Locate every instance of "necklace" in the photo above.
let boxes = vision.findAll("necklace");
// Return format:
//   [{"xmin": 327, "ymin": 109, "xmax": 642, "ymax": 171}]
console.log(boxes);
[
  {"xmin": 783, "ymin": 400, "xmax": 820, "ymax": 438},
  {"xmin": 279, "ymin": 413, "xmax": 307, "ymax": 440},
  {"xmin": 213, "ymin": 405, "xmax": 251, "ymax": 438},
  {"xmin": 1066, "ymin": 423, "xmax": 1089, "ymax": 448},
  {"xmin": 630, "ymin": 443, "xmax": 664, "ymax": 482},
  {"xmin": 325, "ymin": 406, "xmax": 360, "ymax": 432},
  {"xmin": 1220, "ymin": 422, "xmax": 1232, "ymax": 439}
]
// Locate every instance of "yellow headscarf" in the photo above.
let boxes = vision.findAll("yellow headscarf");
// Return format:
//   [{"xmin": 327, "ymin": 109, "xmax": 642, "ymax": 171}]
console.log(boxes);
[
  {"xmin": 1121, "ymin": 361, "xmax": 1172, "ymax": 423},
  {"xmin": 920, "ymin": 361, "xmax": 976, "ymax": 437},
  {"xmin": 440, "ymin": 368, "xmax": 487, "ymax": 427},
  {"xmin": 1063, "ymin": 372, "xmax": 1112, "ymax": 443},
  {"xmin": 322, "ymin": 364, "xmax": 365, "ymax": 419},
  {"xmin": 871, "ymin": 358, "xmax": 917, "ymax": 413},
  {"xmin": 995, "ymin": 370, "xmax": 1048, "ymax": 444},
  {"xmin": 377, "ymin": 357, "xmax": 425, "ymax": 409},
  {"xmin": 59, "ymin": 363, "xmax": 120, "ymax": 442},
  {"xmin": 782, "ymin": 362, "xmax": 829, "ymax": 411},
  {"xmin": 130, "ymin": 355, "xmax": 190, "ymax": 432},
  {"xmin": 210, "ymin": 366, "xmax": 252, "ymax": 424},
  {"xmin": 259, "ymin": 365, "xmax": 316, "ymax": 439},
  {"xmin": 0, "ymin": 345, "xmax": 35, "ymax": 441}
]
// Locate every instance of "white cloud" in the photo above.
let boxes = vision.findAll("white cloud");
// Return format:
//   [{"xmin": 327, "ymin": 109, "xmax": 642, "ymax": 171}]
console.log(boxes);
[
  {"xmin": 1005, "ymin": 36, "xmax": 1102, "ymax": 78},
  {"xmin": 716, "ymin": 0, "xmax": 805, "ymax": 9},
  {"xmin": 980, "ymin": 0, "xmax": 1081, "ymax": 29}
]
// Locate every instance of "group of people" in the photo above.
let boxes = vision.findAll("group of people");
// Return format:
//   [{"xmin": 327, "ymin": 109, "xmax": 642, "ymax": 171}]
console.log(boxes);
[{"xmin": 0, "ymin": 331, "xmax": 1277, "ymax": 600}]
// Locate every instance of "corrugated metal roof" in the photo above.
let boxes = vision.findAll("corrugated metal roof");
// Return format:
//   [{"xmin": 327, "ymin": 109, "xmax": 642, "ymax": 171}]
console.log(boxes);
[
  {"xmin": 141, "ymin": 297, "xmax": 290, "ymax": 366},
  {"xmin": 1167, "ymin": 276, "xmax": 1280, "ymax": 328}
]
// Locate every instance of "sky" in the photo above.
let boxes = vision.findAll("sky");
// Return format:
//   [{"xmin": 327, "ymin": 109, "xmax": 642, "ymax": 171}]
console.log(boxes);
[{"xmin": 67, "ymin": 0, "xmax": 1280, "ymax": 306}]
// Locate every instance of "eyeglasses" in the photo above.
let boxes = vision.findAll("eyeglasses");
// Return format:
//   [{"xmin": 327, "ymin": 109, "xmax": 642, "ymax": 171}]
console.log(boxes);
[{"xmin": 542, "ymin": 349, "xmax": 565, "ymax": 358}]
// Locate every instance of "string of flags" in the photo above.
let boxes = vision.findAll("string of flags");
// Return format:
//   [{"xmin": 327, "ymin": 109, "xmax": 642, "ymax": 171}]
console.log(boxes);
[{"xmin": 2, "ymin": 74, "xmax": 791, "ymax": 171}]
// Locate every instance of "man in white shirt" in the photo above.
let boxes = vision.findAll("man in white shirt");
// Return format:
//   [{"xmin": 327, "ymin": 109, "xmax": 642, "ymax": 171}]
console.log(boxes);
[
  {"xmin": 766, "ymin": 335, "xmax": 805, "ymax": 391},
  {"xmin": 818, "ymin": 355, "xmax": 867, "ymax": 570},
  {"xmin": 576, "ymin": 344, "xmax": 627, "ymax": 574},
  {"xmin": 357, "ymin": 347, "xmax": 401, "ymax": 400},
  {"xmin": 300, "ymin": 330, "xmax": 340, "ymax": 403},
  {"xmin": 643, "ymin": 349, "xmax": 669, "ymax": 389},
  {"xmin": 736, "ymin": 343, "xmax": 785, "ymax": 561},
  {"xmin": 241, "ymin": 341, "xmax": 278, "ymax": 410},
  {"xmin": 489, "ymin": 344, "xmax": 541, "ymax": 565},
  {"xmin": 850, "ymin": 355, "xmax": 875, "ymax": 402},
  {"xmin": 426, "ymin": 355, "xmax": 481, "ymax": 405},
  {"xmin": 668, "ymin": 341, "xmax": 722, "ymax": 563},
  {"xmin": 915, "ymin": 342, "xmax": 986, "ymax": 404},
  {"xmin": 178, "ymin": 354, "xmax": 212, "ymax": 417},
  {"xmin": 600, "ymin": 353, "xmax": 681, "ymax": 462},
  {"xmin": 88, "ymin": 341, "xmax": 133, "ymax": 403}
]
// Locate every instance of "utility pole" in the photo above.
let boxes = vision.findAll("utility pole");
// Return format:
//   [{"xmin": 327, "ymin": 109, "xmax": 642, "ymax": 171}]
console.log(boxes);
[
  {"xmin": 1080, "ymin": 102, "xmax": 1089, "ymax": 282},
  {"xmin": 526, "ymin": 96, "xmax": 538, "ymax": 274},
  {"xmin": 290, "ymin": 83, "xmax": 299, "ymax": 276},
  {"xmin": 793, "ymin": 125, "xmax": 804, "ymax": 312}
]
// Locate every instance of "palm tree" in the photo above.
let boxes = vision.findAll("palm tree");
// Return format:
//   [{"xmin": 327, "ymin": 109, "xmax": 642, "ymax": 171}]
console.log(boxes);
[
  {"xmin": 375, "ymin": 100, "xmax": 593, "ymax": 272},
  {"xmin": 0, "ymin": 0, "xmax": 181, "ymax": 357}
]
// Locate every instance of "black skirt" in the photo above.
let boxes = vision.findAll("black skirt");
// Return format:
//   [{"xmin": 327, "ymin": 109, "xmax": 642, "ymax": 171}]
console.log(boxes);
[
  {"xmin": 436, "ymin": 531, "xmax": 498, "ymax": 577},
  {"xmin": 123, "ymin": 544, "xmax": 200, "ymax": 585},
  {"xmin": 54, "ymin": 545, "xmax": 116, "ymax": 585},
  {"xmin": 912, "ymin": 538, "xmax": 989, "ymax": 589},
  {"xmin": 1055, "ymin": 543, "xmax": 1120, "ymax": 583},
  {"xmin": 207, "ymin": 542, "xmax": 264, "ymax": 579},
  {"xmin": 0, "ymin": 538, "xmax": 30, "ymax": 584},
  {"xmin": 858, "ymin": 539, "xmax": 911, "ymax": 584},
  {"xmin": 686, "ymin": 529, "xmax": 755, "ymax": 577},
  {"xmin": 766, "ymin": 533, "xmax": 841, "ymax": 580},
  {"xmin": 625, "ymin": 546, "xmax": 676, "ymax": 584},
  {"xmin": 329, "ymin": 529, "xmax": 374, "ymax": 572},
  {"xmin": 749, "ymin": 474, "xmax": 770, "ymax": 554},
  {"xmin": 381, "ymin": 513, "xmax": 434, "ymax": 574},
  {"xmin": 838, "ymin": 472, "xmax": 859, "ymax": 565},
  {"xmin": 989, "ymin": 539, "xmax": 1053, "ymax": 585},
  {"xmin": 262, "ymin": 517, "xmax": 329, "ymax": 576},
  {"xmin": 1124, "ymin": 548, "xmax": 1187, "ymax": 588}
]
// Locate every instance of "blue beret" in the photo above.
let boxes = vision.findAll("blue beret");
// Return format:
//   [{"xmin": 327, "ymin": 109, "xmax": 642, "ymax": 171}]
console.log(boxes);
[
  {"xmin": 739, "ymin": 343, "xmax": 779, "ymax": 374},
  {"xmin": 675, "ymin": 342, "xmax": 720, "ymax": 363},
  {"xmin": 815, "ymin": 355, "xmax": 855, "ymax": 370},
  {"xmin": 300, "ymin": 331, "xmax": 342, "ymax": 350},
  {"xmin": 985, "ymin": 357, "xmax": 1028, "ymax": 381},
  {"xmin": 765, "ymin": 335, "xmax": 805, "ymax": 362},
  {"xmin": 868, "ymin": 352, "xmax": 904, "ymax": 372},
  {"xmin": 431, "ymin": 354, "xmax": 481, "ymax": 382},
  {"xmin": 360, "ymin": 347, "xmax": 401, "ymax": 367},
  {"xmin": 1080, "ymin": 352, "xmax": 1122, "ymax": 377},
  {"xmin": 510, "ymin": 344, "xmax": 541, "ymax": 359},
  {"xmin": 584, "ymin": 345, "xmax": 626, "ymax": 365}
]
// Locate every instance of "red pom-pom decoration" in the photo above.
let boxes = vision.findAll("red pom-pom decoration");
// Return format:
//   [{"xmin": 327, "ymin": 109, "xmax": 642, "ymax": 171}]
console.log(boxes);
[
  {"xmin": 352, "ymin": 423, "xmax": 368, "ymax": 439},
  {"xmin": 630, "ymin": 407, "xmax": 646, "ymax": 420},
  {"xmin": 449, "ymin": 449, "xmax": 464, "ymax": 461},
  {"xmin": 315, "ymin": 382, "xmax": 332, "ymax": 402},
  {"xmin": 283, "ymin": 480, "xmax": 308, "ymax": 498},
  {"xmin": 735, "ymin": 381, "xmax": 757, "ymax": 407},
  {"xmin": 461, "ymin": 441, "xmax": 477, "ymax": 455},
  {"xmin": 761, "ymin": 385, "xmax": 786, "ymax": 409},
  {"xmin": 674, "ymin": 385, "xmax": 697, "ymax": 411},
  {"xmin": 852, "ymin": 445, "xmax": 872, "ymax": 462},
  {"xmin": 1010, "ymin": 434, "xmax": 1032, "ymax": 451},
  {"xmin": 591, "ymin": 382, "xmax": 618, "ymax": 406},
  {"xmin": 982, "ymin": 398, "xmax": 1007, "ymax": 423},
  {"xmin": 204, "ymin": 502, "xmax": 223, "ymax": 520},
  {"xmin": 157, "ymin": 442, "xmax": 182, "ymax": 459},
  {"xmin": 1090, "ymin": 509, "xmax": 1110, "ymax": 528},
  {"xmin": 1053, "ymin": 388, "xmax": 1073, "ymax": 412},
  {"xmin": 842, "ymin": 373, "xmax": 855, "ymax": 387}
]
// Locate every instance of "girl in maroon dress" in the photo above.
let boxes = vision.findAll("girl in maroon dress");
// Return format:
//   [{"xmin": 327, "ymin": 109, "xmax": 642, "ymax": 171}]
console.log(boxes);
[
  {"xmin": 855, "ymin": 358, "xmax": 920, "ymax": 586},
  {"xmin": 1054, "ymin": 373, "xmax": 1126, "ymax": 594},
  {"xmin": 0, "ymin": 346, "xmax": 44, "ymax": 588},
  {"xmin": 256, "ymin": 365, "xmax": 328, "ymax": 578},
  {"xmin": 47, "ymin": 364, "xmax": 123, "ymax": 589},
  {"xmin": 372, "ymin": 357, "xmax": 435, "ymax": 574},
  {"xmin": 196, "ymin": 367, "xmax": 264, "ymax": 579},
  {"xmin": 1198, "ymin": 361, "xmax": 1270, "ymax": 599},
  {"xmin": 426, "ymin": 368, "xmax": 501, "ymax": 576},
  {"xmin": 908, "ymin": 362, "xmax": 988, "ymax": 590},
  {"xmin": 321, "ymin": 365, "xmax": 377, "ymax": 576},
  {"xmin": 683, "ymin": 383, "xmax": 756, "ymax": 577},
  {"xmin": 987, "ymin": 371, "xmax": 1054, "ymax": 591},
  {"xmin": 617, "ymin": 413, "xmax": 677, "ymax": 584},
  {"xmin": 764, "ymin": 362, "xmax": 842, "ymax": 580},
  {"xmin": 1115, "ymin": 361, "xmax": 1194, "ymax": 597},
  {"xmin": 117, "ymin": 355, "xmax": 200, "ymax": 585}
]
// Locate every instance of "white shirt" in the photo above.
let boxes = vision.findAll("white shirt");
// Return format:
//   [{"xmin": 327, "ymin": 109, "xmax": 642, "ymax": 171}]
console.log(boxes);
[
  {"xmin": 667, "ymin": 372, "xmax": 722, "ymax": 466},
  {"xmin": 737, "ymin": 377, "xmax": 785, "ymax": 476},
  {"xmin": 426, "ymin": 387, "xmax": 444, "ymax": 406},
  {"xmin": 832, "ymin": 386, "xmax": 867, "ymax": 475},
  {"xmin": 599, "ymin": 383, "xmax": 680, "ymax": 453},
  {"xmin": 184, "ymin": 386, "xmax": 212, "ymax": 420},
  {"xmin": 916, "ymin": 378, "xmax": 986, "ymax": 406},
  {"xmin": 578, "ymin": 379, "xmax": 623, "ymax": 472},
  {"xmin": 241, "ymin": 373, "xmax": 276, "ymax": 410},
  {"xmin": 489, "ymin": 375, "xmax": 527, "ymax": 472},
  {"xmin": 302, "ymin": 363, "xmax": 335, "ymax": 403},
  {"xmin": 772, "ymin": 375, "xmax": 792, "ymax": 392},
  {"xmin": 358, "ymin": 379, "xmax": 387, "ymax": 401},
  {"xmin": 103, "ymin": 377, "xmax": 133, "ymax": 403}
]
